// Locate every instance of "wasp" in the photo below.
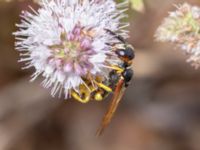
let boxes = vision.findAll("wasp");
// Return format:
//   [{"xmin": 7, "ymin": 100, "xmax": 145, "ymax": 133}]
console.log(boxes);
[
  {"xmin": 96, "ymin": 29, "xmax": 135, "ymax": 136},
  {"xmin": 71, "ymin": 29, "xmax": 135, "ymax": 135}
]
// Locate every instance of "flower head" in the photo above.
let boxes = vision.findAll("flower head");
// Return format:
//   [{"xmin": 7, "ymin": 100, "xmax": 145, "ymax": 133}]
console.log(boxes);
[
  {"xmin": 155, "ymin": 3, "xmax": 200, "ymax": 69},
  {"xmin": 14, "ymin": 0, "xmax": 129, "ymax": 98}
]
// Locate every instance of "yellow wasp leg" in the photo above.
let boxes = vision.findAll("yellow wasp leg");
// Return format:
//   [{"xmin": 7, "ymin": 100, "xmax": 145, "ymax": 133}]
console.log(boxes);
[
  {"xmin": 71, "ymin": 84, "xmax": 91, "ymax": 103},
  {"xmin": 87, "ymin": 83, "xmax": 105, "ymax": 101},
  {"xmin": 92, "ymin": 80, "xmax": 112, "ymax": 102},
  {"xmin": 71, "ymin": 91, "xmax": 91, "ymax": 103},
  {"xmin": 94, "ymin": 92, "xmax": 104, "ymax": 101},
  {"xmin": 93, "ymin": 80, "xmax": 112, "ymax": 93},
  {"xmin": 109, "ymin": 65, "xmax": 124, "ymax": 73}
]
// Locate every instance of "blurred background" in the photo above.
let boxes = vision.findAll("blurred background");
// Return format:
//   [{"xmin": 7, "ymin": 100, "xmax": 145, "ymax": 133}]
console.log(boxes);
[{"xmin": 0, "ymin": 0, "xmax": 200, "ymax": 150}]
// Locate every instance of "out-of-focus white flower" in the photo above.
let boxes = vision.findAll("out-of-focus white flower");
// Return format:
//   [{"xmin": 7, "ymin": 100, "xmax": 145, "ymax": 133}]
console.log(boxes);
[
  {"xmin": 14, "ymin": 0, "xmax": 129, "ymax": 98},
  {"xmin": 155, "ymin": 3, "xmax": 200, "ymax": 69}
]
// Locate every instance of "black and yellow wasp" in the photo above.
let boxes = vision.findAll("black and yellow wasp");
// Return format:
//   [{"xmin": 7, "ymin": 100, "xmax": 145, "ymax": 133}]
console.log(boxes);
[{"xmin": 71, "ymin": 29, "xmax": 135, "ymax": 135}]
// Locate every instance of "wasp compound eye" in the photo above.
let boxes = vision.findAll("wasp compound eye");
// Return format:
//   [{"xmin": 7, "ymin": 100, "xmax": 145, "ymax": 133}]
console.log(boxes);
[
  {"xmin": 115, "ymin": 49, "xmax": 126, "ymax": 57},
  {"xmin": 125, "ymin": 47, "xmax": 135, "ymax": 60},
  {"xmin": 116, "ymin": 47, "xmax": 135, "ymax": 60}
]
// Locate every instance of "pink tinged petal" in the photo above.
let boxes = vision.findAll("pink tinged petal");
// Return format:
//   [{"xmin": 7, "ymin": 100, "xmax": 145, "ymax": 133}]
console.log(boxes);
[
  {"xmin": 83, "ymin": 68, "xmax": 88, "ymax": 74},
  {"xmin": 85, "ymin": 49, "xmax": 96, "ymax": 55},
  {"xmin": 79, "ymin": 57, "xmax": 94, "ymax": 68},
  {"xmin": 74, "ymin": 35, "xmax": 82, "ymax": 41},
  {"xmin": 74, "ymin": 63, "xmax": 85, "ymax": 75},
  {"xmin": 81, "ymin": 55, "xmax": 93, "ymax": 64},
  {"xmin": 64, "ymin": 62, "xmax": 73, "ymax": 72},
  {"xmin": 80, "ymin": 67, "xmax": 87, "ymax": 76},
  {"xmin": 80, "ymin": 38, "xmax": 92, "ymax": 49},
  {"xmin": 48, "ymin": 58, "xmax": 56, "ymax": 66},
  {"xmin": 73, "ymin": 26, "xmax": 81, "ymax": 36},
  {"xmin": 83, "ymin": 62, "xmax": 93, "ymax": 70},
  {"xmin": 48, "ymin": 58, "xmax": 58, "ymax": 70},
  {"xmin": 55, "ymin": 59, "xmax": 63, "ymax": 69},
  {"xmin": 67, "ymin": 33, "xmax": 75, "ymax": 41},
  {"xmin": 79, "ymin": 55, "xmax": 89, "ymax": 61}
]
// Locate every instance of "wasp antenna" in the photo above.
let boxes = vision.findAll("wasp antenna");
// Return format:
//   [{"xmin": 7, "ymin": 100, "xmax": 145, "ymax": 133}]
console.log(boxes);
[{"xmin": 104, "ymin": 28, "xmax": 126, "ymax": 44}]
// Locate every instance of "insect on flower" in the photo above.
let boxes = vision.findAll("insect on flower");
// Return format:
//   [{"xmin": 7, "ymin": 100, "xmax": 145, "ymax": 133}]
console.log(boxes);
[
  {"xmin": 14, "ymin": 0, "xmax": 134, "ymax": 135},
  {"xmin": 96, "ymin": 29, "xmax": 135, "ymax": 136}
]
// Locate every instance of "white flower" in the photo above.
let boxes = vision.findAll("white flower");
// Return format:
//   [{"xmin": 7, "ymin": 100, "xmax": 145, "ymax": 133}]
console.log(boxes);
[
  {"xmin": 155, "ymin": 3, "xmax": 200, "ymax": 69},
  {"xmin": 14, "ymin": 0, "xmax": 129, "ymax": 98}
]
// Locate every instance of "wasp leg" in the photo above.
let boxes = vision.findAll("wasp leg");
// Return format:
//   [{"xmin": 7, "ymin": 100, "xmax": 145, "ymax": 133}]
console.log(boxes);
[
  {"xmin": 93, "ymin": 80, "xmax": 112, "ymax": 93},
  {"xmin": 71, "ymin": 91, "xmax": 91, "ymax": 103},
  {"xmin": 71, "ymin": 84, "xmax": 92, "ymax": 103},
  {"xmin": 92, "ymin": 80, "xmax": 113, "ymax": 102},
  {"xmin": 94, "ymin": 91, "xmax": 104, "ymax": 101},
  {"xmin": 109, "ymin": 65, "xmax": 124, "ymax": 73}
]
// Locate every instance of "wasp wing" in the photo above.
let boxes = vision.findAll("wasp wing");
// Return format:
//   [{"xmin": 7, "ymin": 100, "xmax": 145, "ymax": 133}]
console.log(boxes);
[{"xmin": 96, "ymin": 79, "xmax": 126, "ymax": 136}]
